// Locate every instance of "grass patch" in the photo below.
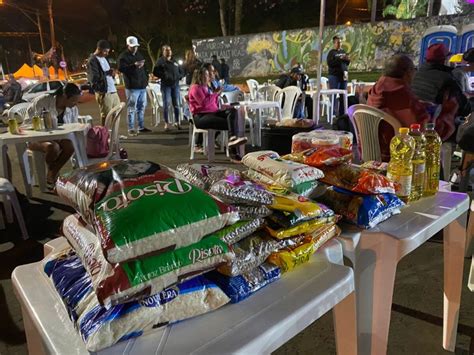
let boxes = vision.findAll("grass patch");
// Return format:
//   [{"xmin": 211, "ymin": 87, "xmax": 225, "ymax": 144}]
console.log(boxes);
[{"xmin": 232, "ymin": 71, "xmax": 382, "ymax": 84}]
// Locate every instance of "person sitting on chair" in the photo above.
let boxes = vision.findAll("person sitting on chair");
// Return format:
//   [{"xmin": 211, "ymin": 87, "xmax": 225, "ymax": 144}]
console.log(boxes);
[
  {"xmin": 188, "ymin": 66, "xmax": 247, "ymax": 158},
  {"xmin": 275, "ymin": 66, "xmax": 313, "ymax": 119},
  {"xmin": 203, "ymin": 63, "xmax": 239, "ymax": 93}
]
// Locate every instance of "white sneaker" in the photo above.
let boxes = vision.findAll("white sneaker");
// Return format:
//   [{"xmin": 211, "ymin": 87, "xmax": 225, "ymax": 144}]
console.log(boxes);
[{"xmin": 228, "ymin": 136, "xmax": 248, "ymax": 147}]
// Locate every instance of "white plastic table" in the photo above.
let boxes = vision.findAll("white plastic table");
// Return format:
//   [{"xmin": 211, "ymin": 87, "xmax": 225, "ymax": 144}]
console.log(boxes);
[
  {"xmin": 13, "ymin": 237, "xmax": 357, "ymax": 355},
  {"xmin": 238, "ymin": 100, "xmax": 282, "ymax": 147},
  {"xmin": 309, "ymin": 89, "xmax": 349, "ymax": 125},
  {"xmin": 337, "ymin": 190, "xmax": 469, "ymax": 354},
  {"xmin": 0, "ymin": 123, "xmax": 89, "ymax": 198}
]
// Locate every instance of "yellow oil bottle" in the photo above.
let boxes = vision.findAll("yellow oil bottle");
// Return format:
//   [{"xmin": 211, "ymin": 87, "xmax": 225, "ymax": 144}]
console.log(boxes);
[{"xmin": 409, "ymin": 124, "xmax": 426, "ymax": 201}]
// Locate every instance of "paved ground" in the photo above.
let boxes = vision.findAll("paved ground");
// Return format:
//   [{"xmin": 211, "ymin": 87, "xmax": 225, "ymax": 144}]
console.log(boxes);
[{"xmin": 0, "ymin": 97, "xmax": 473, "ymax": 354}]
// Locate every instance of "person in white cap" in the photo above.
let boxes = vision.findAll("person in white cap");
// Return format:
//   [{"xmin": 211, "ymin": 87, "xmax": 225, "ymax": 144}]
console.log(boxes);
[{"xmin": 118, "ymin": 36, "xmax": 150, "ymax": 136}]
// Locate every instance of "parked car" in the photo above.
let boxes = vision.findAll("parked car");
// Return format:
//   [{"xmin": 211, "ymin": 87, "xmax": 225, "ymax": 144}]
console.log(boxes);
[
  {"xmin": 22, "ymin": 80, "xmax": 66, "ymax": 102},
  {"xmin": 69, "ymin": 72, "xmax": 88, "ymax": 86}
]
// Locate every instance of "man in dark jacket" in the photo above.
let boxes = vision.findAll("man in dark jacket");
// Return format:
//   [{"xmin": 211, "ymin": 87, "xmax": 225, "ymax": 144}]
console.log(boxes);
[
  {"xmin": 412, "ymin": 43, "xmax": 470, "ymax": 118},
  {"xmin": 211, "ymin": 55, "xmax": 221, "ymax": 79},
  {"xmin": 118, "ymin": 36, "xmax": 150, "ymax": 136},
  {"xmin": 219, "ymin": 58, "xmax": 230, "ymax": 84},
  {"xmin": 153, "ymin": 45, "xmax": 184, "ymax": 130},
  {"xmin": 87, "ymin": 39, "xmax": 120, "ymax": 125},
  {"xmin": 275, "ymin": 66, "xmax": 312, "ymax": 119},
  {"xmin": 327, "ymin": 35, "xmax": 350, "ymax": 116}
]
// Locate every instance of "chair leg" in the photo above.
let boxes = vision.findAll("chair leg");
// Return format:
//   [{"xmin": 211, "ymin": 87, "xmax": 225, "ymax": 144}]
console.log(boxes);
[
  {"xmin": 0, "ymin": 206, "xmax": 5, "ymax": 230},
  {"xmin": 441, "ymin": 142, "xmax": 453, "ymax": 182},
  {"xmin": 7, "ymin": 191, "xmax": 28, "ymax": 240},
  {"xmin": 190, "ymin": 130, "xmax": 196, "ymax": 160},
  {"xmin": 207, "ymin": 130, "xmax": 215, "ymax": 162},
  {"xmin": 32, "ymin": 151, "xmax": 47, "ymax": 193}
]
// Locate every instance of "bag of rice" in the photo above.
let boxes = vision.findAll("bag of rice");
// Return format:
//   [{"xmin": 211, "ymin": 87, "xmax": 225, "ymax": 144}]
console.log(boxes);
[
  {"xmin": 209, "ymin": 175, "xmax": 274, "ymax": 206},
  {"xmin": 56, "ymin": 160, "xmax": 237, "ymax": 263},
  {"xmin": 206, "ymin": 263, "xmax": 280, "ymax": 303},
  {"xmin": 63, "ymin": 214, "xmax": 234, "ymax": 306},
  {"xmin": 265, "ymin": 215, "xmax": 337, "ymax": 239},
  {"xmin": 217, "ymin": 233, "xmax": 280, "ymax": 277},
  {"xmin": 270, "ymin": 193, "xmax": 326, "ymax": 219},
  {"xmin": 234, "ymin": 205, "xmax": 272, "ymax": 220},
  {"xmin": 211, "ymin": 218, "xmax": 265, "ymax": 245},
  {"xmin": 43, "ymin": 250, "xmax": 229, "ymax": 352},
  {"xmin": 317, "ymin": 187, "xmax": 404, "ymax": 229},
  {"xmin": 268, "ymin": 203, "xmax": 334, "ymax": 229},
  {"xmin": 176, "ymin": 163, "xmax": 239, "ymax": 190},
  {"xmin": 242, "ymin": 151, "xmax": 323, "ymax": 190}
]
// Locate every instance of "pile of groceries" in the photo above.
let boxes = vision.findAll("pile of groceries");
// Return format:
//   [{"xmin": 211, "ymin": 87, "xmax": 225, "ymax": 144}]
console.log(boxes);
[{"xmin": 41, "ymin": 125, "xmax": 443, "ymax": 351}]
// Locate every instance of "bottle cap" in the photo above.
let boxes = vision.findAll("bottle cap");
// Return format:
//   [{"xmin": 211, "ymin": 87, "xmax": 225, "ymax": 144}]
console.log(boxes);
[
  {"xmin": 399, "ymin": 127, "xmax": 409, "ymax": 135},
  {"xmin": 425, "ymin": 123, "xmax": 435, "ymax": 130},
  {"xmin": 410, "ymin": 123, "xmax": 420, "ymax": 130}
]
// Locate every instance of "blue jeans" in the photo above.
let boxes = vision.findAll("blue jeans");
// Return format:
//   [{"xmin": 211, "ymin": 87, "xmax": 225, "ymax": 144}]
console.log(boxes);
[
  {"xmin": 125, "ymin": 89, "xmax": 147, "ymax": 131},
  {"xmin": 161, "ymin": 84, "xmax": 181, "ymax": 124},
  {"xmin": 328, "ymin": 75, "xmax": 347, "ymax": 116}
]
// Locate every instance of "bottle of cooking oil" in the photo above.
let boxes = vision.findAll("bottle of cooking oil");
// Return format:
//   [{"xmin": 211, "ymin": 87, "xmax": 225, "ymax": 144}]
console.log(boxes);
[
  {"xmin": 387, "ymin": 127, "xmax": 415, "ymax": 203},
  {"xmin": 424, "ymin": 123, "xmax": 441, "ymax": 196},
  {"xmin": 409, "ymin": 124, "xmax": 426, "ymax": 201}
]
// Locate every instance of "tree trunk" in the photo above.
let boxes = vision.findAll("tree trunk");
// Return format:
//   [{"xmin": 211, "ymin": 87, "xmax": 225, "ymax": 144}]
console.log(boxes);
[
  {"xmin": 218, "ymin": 0, "xmax": 228, "ymax": 36},
  {"xmin": 234, "ymin": 0, "xmax": 243, "ymax": 35},
  {"xmin": 371, "ymin": 0, "xmax": 377, "ymax": 23},
  {"xmin": 335, "ymin": 0, "xmax": 339, "ymax": 25}
]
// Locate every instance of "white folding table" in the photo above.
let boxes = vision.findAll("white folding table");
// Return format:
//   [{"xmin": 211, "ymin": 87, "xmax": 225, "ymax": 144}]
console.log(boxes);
[
  {"xmin": 337, "ymin": 190, "xmax": 469, "ymax": 354},
  {"xmin": 13, "ymin": 237, "xmax": 357, "ymax": 355}
]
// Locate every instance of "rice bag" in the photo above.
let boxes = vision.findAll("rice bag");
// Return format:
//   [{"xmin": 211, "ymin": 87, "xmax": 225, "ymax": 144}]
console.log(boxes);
[
  {"xmin": 43, "ymin": 251, "xmax": 229, "ymax": 352},
  {"xmin": 242, "ymin": 151, "xmax": 324, "ymax": 190},
  {"xmin": 267, "ymin": 236, "xmax": 315, "ymax": 272},
  {"xmin": 319, "ymin": 164, "xmax": 395, "ymax": 195},
  {"xmin": 270, "ymin": 193, "xmax": 325, "ymax": 219},
  {"xmin": 206, "ymin": 263, "xmax": 280, "ymax": 303},
  {"xmin": 209, "ymin": 175, "xmax": 273, "ymax": 206},
  {"xmin": 265, "ymin": 215, "xmax": 337, "ymax": 239},
  {"xmin": 176, "ymin": 163, "xmax": 239, "ymax": 190},
  {"xmin": 268, "ymin": 203, "xmax": 334, "ymax": 229},
  {"xmin": 63, "ymin": 215, "xmax": 234, "ymax": 306},
  {"xmin": 217, "ymin": 233, "xmax": 280, "ymax": 277},
  {"xmin": 317, "ymin": 187, "xmax": 404, "ymax": 229},
  {"xmin": 245, "ymin": 169, "xmax": 318, "ymax": 197},
  {"xmin": 234, "ymin": 205, "xmax": 272, "ymax": 220},
  {"xmin": 211, "ymin": 218, "xmax": 265, "ymax": 245},
  {"xmin": 56, "ymin": 160, "xmax": 237, "ymax": 263}
]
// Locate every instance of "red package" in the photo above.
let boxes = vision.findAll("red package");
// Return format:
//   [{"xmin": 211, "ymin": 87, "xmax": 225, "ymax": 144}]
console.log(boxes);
[{"xmin": 303, "ymin": 147, "xmax": 353, "ymax": 167}]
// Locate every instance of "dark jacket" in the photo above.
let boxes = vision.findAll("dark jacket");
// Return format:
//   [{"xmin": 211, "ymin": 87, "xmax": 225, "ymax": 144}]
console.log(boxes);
[
  {"xmin": 87, "ymin": 54, "xmax": 107, "ymax": 93},
  {"xmin": 118, "ymin": 49, "xmax": 148, "ymax": 90},
  {"xmin": 327, "ymin": 49, "xmax": 350, "ymax": 80},
  {"xmin": 275, "ymin": 74, "xmax": 296, "ymax": 89},
  {"xmin": 153, "ymin": 56, "xmax": 183, "ymax": 87},
  {"xmin": 412, "ymin": 62, "xmax": 470, "ymax": 117},
  {"xmin": 220, "ymin": 63, "xmax": 230, "ymax": 81},
  {"xmin": 211, "ymin": 59, "xmax": 221, "ymax": 78}
]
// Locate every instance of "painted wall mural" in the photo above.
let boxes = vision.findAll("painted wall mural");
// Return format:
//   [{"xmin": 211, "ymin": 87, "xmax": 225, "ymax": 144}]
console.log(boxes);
[{"xmin": 192, "ymin": 14, "xmax": 473, "ymax": 77}]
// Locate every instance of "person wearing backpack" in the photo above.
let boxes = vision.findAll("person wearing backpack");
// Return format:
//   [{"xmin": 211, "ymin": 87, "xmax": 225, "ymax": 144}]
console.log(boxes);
[{"xmin": 87, "ymin": 40, "xmax": 120, "ymax": 126}]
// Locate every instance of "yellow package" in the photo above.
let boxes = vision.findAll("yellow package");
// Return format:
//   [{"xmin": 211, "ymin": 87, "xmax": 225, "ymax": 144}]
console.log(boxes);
[
  {"xmin": 265, "ymin": 216, "xmax": 336, "ymax": 239},
  {"xmin": 270, "ymin": 193, "xmax": 323, "ymax": 218},
  {"xmin": 268, "ymin": 236, "xmax": 315, "ymax": 273},
  {"xmin": 310, "ymin": 223, "xmax": 341, "ymax": 251}
]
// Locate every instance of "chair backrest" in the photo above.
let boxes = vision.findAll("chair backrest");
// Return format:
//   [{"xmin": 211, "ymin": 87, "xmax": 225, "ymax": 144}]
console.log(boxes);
[
  {"xmin": 246, "ymin": 79, "xmax": 260, "ymax": 100},
  {"xmin": 257, "ymin": 85, "xmax": 281, "ymax": 102},
  {"xmin": 104, "ymin": 102, "xmax": 125, "ymax": 159},
  {"xmin": 348, "ymin": 104, "xmax": 401, "ymax": 162},
  {"xmin": 320, "ymin": 77, "xmax": 329, "ymax": 90},
  {"xmin": 221, "ymin": 90, "xmax": 244, "ymax": 104},
  {"xmin": 146, "ymin": 86, "xmax": 163, "ymax": 108},
  {"xmin": 277, "ymin": 86, "xmax": 302, "ymax": 119},
  {"xmin": 7, "ymin": 102, "xmax": 30, "ymax": 123}
]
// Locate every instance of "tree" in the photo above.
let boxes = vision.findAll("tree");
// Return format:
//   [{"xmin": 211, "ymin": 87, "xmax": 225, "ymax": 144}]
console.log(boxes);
[{"xmin": 383, "ymin": 0, "xmax": 428, "ymax": 19}]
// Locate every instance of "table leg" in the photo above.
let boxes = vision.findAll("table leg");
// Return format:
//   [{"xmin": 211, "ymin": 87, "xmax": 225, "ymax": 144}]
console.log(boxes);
[
  {"xmin": 333, "ymin": 291, "xmax": 357, "ymax": 355},
  {"xmin": 237, "ymin": 106, "xmax": 245, "ymax": 157},
  {"xmin": 442, "ymin": 211, "xmax": 468, "ymax": 351},
  {"xmin": 355, "ymin": 234, "xmax": 399, "ymax": 355},
  {"xmin": 256, "ymin": 108, "xmax": 262, "ymax": 147},
  {"xmin": 70, "ymin": 133, "xmax": 87, "ymax": 168},
  {"xmin": 15, "ymin": 143, "xmax": 32, "ymax": 199}
]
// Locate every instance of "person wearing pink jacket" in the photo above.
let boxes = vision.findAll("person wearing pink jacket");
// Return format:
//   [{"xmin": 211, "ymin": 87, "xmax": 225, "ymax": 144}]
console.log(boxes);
[{"xmin": 188, "ymin": 65, "xmax": 247, "ymax": 156}]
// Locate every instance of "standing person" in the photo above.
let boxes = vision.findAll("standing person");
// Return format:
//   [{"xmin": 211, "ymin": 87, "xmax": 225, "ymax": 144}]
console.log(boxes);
[
  {"xmin": 153, "ymin": 45, "xmax": 184, "ymax": 131},
  {"xmin": 118, "ymin": 36, "xmax": 150, "ymax": 136},
  {"xmin": 183, "ymin": 48, "xmax": 202, "ymax": 86},
  {"xmin": 219, "ymin": 58, "xmax": 230, "ymax": 84},
  {"xmin": 327, "ymin": 35, "xmax": 350, "ymax": 116},
  {"xmin": 87, "ymin": 39, "xmax": 120, "ymax": 125},
  {"xmin": 211, "ymin": 55, "xmax": 221, "ymax": 78}
]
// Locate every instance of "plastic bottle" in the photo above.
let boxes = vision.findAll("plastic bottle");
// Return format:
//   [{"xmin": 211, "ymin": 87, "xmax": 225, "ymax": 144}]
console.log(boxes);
[
  {"xmin": 424, "ymin": 123, "xmax": 442, "ymax": 196},
  {"xmin": 408, "ymin": 123, "xmax": 426, "ymax": 201},
  {"xmin": 387, "ymin": 127, "xmax": 415, "ymax": 203}
]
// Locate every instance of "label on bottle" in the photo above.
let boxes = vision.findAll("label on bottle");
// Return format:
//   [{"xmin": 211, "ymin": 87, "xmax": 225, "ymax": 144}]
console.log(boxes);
[
  {"xmin": 413, "ymin": 162, "xmax": 425, "ymax": 174},
  {"xmin": 387, "ymin": 172, "xmax": 412, "ymax": 197}
]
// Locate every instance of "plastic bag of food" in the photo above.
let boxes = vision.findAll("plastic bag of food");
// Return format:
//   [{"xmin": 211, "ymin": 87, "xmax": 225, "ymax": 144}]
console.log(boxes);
[
  {"xmin": 242, "ymin": 151, "xmax": 323, "ymax": 190},
  {"xmin": 319, "ymin": 164, "xmax": 395, "ymax": 195},
  {"xmin": 234, "ymin": 205, "xmax": 272, "ymax": 220},
  {"xmin": 265, "ymin": 215, "xmax": 337, "ymax": 239},
  {"xmin": 56, "ymin": 160, "xmax": 237, "ymax": 263},
  {"xmin": 245, "ymin": 169, "xmax": 318, "ymax": 197},
  {"xmin": 211, "ymin": 218, "xmax": 265, "ymax": 245},
  {"xmin": 270, "ymin": 193, "xmax": 325, "ymax": 219},
  {"xmin": 276, "ymin": 118, "xmax": 315, "ymax": 128},
  {"xmin": 317, "ymin": 187, "xmax": 404, "ymax": 228},
  {"xmin": 43, "ymin": 250, "xmax": 229, "ymax": 352},
  {"xmin": 283, "ymin": 147, "xmax": 352, "ymax": 167},
  {"xmin": 206, "ymin": 262, "xmax": 280, "ymax": 303},
  {"xmin": 268, "ymin": 203, "xmax": 334, "ymax": 229},
  {"xmin": 217, "ymin": 233, "xmax": 280, "ymax": 277},
  {"xmin": 360, "ymin": 161, "xmax": 388, "ymax": 174},
  {"xmin": 176, "ymin": 164, "xmax": 239, "ymax": 190},
  {"xmin": 209, "ymin": 175, "xmax": 274, "ymax": 206},
  {"xmin": 267, "ymin": 236, "xmax": 315, "ymax": 272},
  {"xmin": 291, "ymin": 130, "xmax": 353, "ymax": 153},
  {"xmin": 63, "ymin": 214, "xmax": 234, "ymax": 306}
]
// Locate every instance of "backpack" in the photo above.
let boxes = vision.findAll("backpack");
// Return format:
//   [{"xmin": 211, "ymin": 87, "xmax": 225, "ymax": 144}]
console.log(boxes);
[{"xmin": 86, "ymin": 126, "xmax": 110, "ymax": 158}]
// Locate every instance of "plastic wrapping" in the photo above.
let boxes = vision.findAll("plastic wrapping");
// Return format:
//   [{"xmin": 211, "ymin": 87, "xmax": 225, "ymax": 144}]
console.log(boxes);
[
  {"xmin": 206, "ymin": 263, "xmax": 280, "ymax": 303},
  {"xmin": 265, "ymin": 215, "xmax": 337, "ymax": 239},
  {"xmin": 242, "ymin": 151, "xmax": 324, "ymax": 191},
  {"xmin": 291, "ymin": 130, "xmax": 354, "ymax": 153},
  {"xmin": 234, "ymin": 205, "xmax": 272, "ymax": 220},
  {"xmin": 209, "ymin": 175, "xmax": 274, "ymax": 206},
  {"xmin": 317, "ymin": 187, "xmax": 404, "ymax": 229},
  {"xmin": 211, "ymin": 218, "xmax": 265, "ymax": 245},
  {"xmin": 283, "ymin": 147, "xmax": 353, "ymax": 167},
  {"xmin": 62, "ymin": 215, "xmax": 234, "ymax": 306},
  {"xmin": 217, "ymin": 233, "xmax": 280, "ymax": 277},
  {"xmin": 268, "ymin": 204, "xmax": 334, "ymax": 229},
  {"xmin": 270, "ymin": 193, "xmax": 326, "ymax": 219},
  {"xmin": 43, "ymin": 250, "xmax": 229, "ymax": 352},
  {"xmin": 267, "ymin": 236, "xmax": 315, "ymax": 272},
  {"xmin": 175, "ymin": 164, "xmax": 239, "ymax": 190},
  {"xmin": 360, "ymin": 161, "xmax": 388, "ymax": 174},
  {"xmin": 56, "ymin": 160, "xmax": 237, "ymax": 263},
  {"xmin": 319, "ymin": 164, "xmax": 395, "ymax": 195},
  {"xmin": 276, "ymin": 118, "xmax": 315, "ymax": 128}
]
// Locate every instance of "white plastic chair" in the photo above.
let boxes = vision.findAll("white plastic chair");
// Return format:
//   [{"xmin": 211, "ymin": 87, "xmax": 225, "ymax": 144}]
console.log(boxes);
[
  {"xmin": 348, "ymin": 104, "xmax": 401, "ymax": 162},
  {"xmin": 220, "ymin": 91, "xmax": 256, "ymax": 147},
  {"xmin": 246, "ymin": 79, "xmax": 260, "ymax": 100},
  {"xmin": 0, "ymin": 178, "xmax": 28, "ymax": 239},
  {"xmin": 257, "ymin": 85, "xmax": 281, "ymax": 102},
  {"xmin": 276, "ymin": 86, "xmax": 302, "ymax": 120},
  {"xmin": 6, "ymin": 102, "xmax": 30, "ymax": 124},
  {"xmin": 320, "ymin": 76, "xmax": 333, "ymax": 123},
  {"xmin": 146, "ymin": 86, "xmax": 163, "ymax": 127},
  {"xmin": 189, "ymin": 118, "xmax": 229, "ymax": 162}
]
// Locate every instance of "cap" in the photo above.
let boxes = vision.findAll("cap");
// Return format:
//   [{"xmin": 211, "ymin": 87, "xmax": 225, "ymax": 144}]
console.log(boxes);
[
  {"xmin": 426, "ymin": 43, "xmax": 450, "ymax": 62},
  {"xmin": 399, "ymin": 127, "xmax": 409, "ymax": 135},
  {"xmin": 290, "ymin": 67, "xmax": 303, "ymax": 74},
  {"xmin": 463, "ymin": 48, "xmax": 474, "ymax": 63},
  {"xmin": 126, "ymin": 36, "xmax": 140, "ymax": 47},
  {"xmin": 410, "ymin": 123, "xmax": 421, "ymax": 130}
]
